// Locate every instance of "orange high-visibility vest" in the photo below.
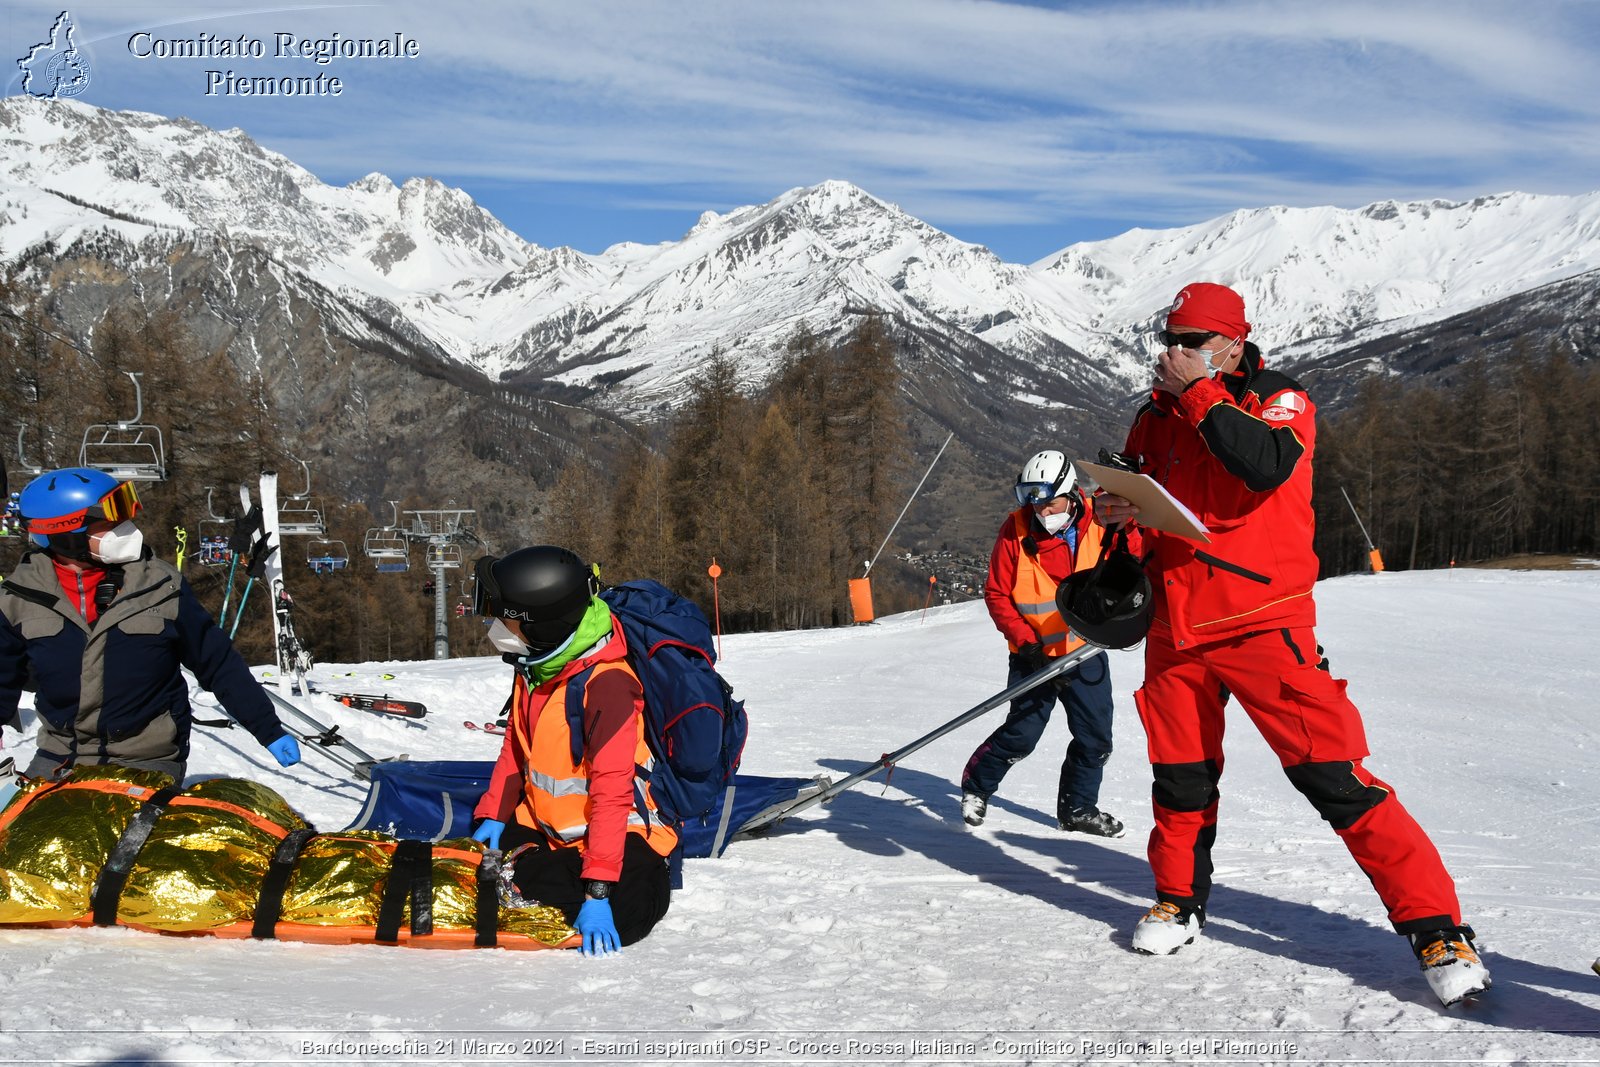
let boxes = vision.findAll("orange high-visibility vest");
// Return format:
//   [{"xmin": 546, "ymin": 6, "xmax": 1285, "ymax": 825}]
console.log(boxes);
[
  {"xmin": 1008, "ymin": 509, "xmax": 1104, "ymax": 656},
  {"xmin": 507, "ymin": 662, "xmax": 678, "ymax": 859}
]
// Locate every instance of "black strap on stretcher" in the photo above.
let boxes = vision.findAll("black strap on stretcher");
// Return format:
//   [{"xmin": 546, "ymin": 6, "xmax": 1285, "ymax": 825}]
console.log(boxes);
[
  {"xmin": 474, "ymin": 849, "xmax": 502, "ymax": 948},
  {"xmin": 374, "ymin": 838, "xmax": 434, "ymax": 943},
  {"xmin": 250, "ymin": 827, "xmax": 319, "ymax": 939},
  {"xmin": 90, "ymin": 785, "xmax": 183, "ymax": 926}
]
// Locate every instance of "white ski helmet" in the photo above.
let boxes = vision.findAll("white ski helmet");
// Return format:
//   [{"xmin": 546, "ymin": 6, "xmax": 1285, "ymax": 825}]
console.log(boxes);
[{"xmin": 1014, "ymin": 450, "xmax": 1077, "ymax": 506}]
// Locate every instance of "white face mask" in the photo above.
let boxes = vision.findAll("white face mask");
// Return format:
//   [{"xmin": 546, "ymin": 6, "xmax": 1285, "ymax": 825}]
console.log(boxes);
[
  {"xmin": 486, "ymin": 618, "xmax": 530, "ymax": 655},
  {"xmin": 1199, "ymin": 337, "xmax": 1240, "ymax": 378},
  {"xmin": 1039, "ymin": 510, "xmax": 1074, "ymax": 535},
  {"xmin": 90, "ymin": 521, "xmax": 144, "ymax": 565}
]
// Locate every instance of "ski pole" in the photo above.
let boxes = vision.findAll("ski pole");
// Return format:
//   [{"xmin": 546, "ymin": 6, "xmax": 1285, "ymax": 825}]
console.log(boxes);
[
  {"xmin": 217, "ymin": 553, "xmax": 242, "ymax": 630},
  {"xmin": 737, "ymin": 640, "xmax": 1103, "ymax": 836},
  {"xmin": 228, "ymin": 537, "xmax": 277, "ymax": 640},
  {"xmin": 228, "ymin": 577, "xmax": 255, "ymax": 640}
]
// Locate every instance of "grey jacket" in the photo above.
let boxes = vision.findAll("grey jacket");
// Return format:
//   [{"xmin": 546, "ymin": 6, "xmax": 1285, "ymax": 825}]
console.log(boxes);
[{"xmin": 0, "ymin": 550, "xmax": 287, "ymax": 773}]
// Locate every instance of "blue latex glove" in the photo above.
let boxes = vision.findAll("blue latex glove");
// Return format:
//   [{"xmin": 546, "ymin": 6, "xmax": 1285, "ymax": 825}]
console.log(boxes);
[
  {"xmin": 575, "ymin": 897, "xmax": 620, "ymax": 957},
  {"xmin": 472, "ymin": 819, "xmax": 505, "ymax": 850},
  {"xmin": 266, "ymin": 734, "xmax": 301, "ymax": 768}
]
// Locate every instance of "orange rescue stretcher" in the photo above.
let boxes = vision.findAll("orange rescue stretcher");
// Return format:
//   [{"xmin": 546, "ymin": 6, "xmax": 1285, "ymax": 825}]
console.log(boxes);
[{"xmin": 0, "ymin": 766, "xmax": 577, "ymax": 950}]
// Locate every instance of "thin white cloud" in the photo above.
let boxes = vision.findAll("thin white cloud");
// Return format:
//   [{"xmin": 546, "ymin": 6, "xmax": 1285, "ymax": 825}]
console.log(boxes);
[{"xmin": 5, "ymin": 0, "xmax": 1596, "ymax": 250}]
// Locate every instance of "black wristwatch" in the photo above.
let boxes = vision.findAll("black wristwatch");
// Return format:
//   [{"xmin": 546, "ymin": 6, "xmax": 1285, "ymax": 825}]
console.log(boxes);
[{"xmin": 584, "ymin": 879, "xmax": 613, "ymax": 901}]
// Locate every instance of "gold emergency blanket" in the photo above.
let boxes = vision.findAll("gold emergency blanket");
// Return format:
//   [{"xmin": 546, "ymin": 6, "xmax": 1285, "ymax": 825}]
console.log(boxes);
[{"xmin": 0, "ymin": 766, "xmax": 574, "ymax": 948}]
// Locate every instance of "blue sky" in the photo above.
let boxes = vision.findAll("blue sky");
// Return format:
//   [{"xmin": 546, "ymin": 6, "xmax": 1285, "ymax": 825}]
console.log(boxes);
[{"xmin": 7, "ymin": 0, "xmax": 1599, "ymax": 263}]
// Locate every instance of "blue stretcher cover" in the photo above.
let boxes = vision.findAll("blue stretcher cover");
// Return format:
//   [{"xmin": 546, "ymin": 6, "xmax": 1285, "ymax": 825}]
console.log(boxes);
[{"xmin": 345, "ymin": 760, "xmax": 820, "ymax": 862}]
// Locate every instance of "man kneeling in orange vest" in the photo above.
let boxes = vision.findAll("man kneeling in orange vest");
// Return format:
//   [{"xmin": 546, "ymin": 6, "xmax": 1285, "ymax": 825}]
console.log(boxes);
[{"xmin": 471, "ymin": 546, "xmax": 675, "ymax": 956}]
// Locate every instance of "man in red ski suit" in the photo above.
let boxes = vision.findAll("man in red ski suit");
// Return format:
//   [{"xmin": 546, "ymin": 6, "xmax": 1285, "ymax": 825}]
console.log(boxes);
[{"xmin": 1094, "ymin": 282, "xmax": 1489, "ymax": 1005}]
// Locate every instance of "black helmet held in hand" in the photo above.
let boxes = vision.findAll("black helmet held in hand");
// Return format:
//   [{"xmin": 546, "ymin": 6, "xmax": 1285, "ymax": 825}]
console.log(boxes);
[
  {"xmin": 473, "ymin": 545, "xmax": 598, "ymax": 651},
  {"xmin": 1055, "ymin": 532, "xmax": 1152, "ymax": 650}
]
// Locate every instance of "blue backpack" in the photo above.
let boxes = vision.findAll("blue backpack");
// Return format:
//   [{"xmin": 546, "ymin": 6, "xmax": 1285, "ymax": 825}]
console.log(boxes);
[{"xmin": 564, "ymin": 580, "xmax": 749, "ymax": 852}]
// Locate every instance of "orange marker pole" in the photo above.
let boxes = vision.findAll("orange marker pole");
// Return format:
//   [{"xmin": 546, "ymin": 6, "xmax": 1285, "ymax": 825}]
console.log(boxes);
[
  {"xmin": 707, "ymin": 559, "xmax": 724, "ymax": 660},
  {"xmin": 921, "ymin": 575, "xmax": 936, "ymax": 624}
]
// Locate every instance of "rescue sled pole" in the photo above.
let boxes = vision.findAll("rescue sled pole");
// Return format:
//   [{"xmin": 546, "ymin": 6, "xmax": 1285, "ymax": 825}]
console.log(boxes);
[
  {"xmin": 738, "ymin": 641, "xmax": 1103, "ymax": 835},
  {"xmin": 262, "ymin": 689, "xmax": 387, "ymax": 780}
]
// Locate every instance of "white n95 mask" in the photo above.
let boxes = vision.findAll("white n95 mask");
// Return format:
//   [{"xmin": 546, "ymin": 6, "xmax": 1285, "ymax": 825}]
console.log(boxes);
[
  {"xmin": 90, "ymin": 521, "xmax": 144, "ymax": 565},
  {"xmin": 1039, "ymin": 511, "xmax": 1074, "ymax": 535},
  {"xmin": 486, "ymin": 618, "xmax": 530, "ymax": 655}
]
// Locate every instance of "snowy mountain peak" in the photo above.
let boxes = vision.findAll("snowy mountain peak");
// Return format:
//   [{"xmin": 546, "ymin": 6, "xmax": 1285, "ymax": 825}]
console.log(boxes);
[
  {"xmin": 348, "ymin": 172, "xmax": 398, "ymax": 196},
  {"xmin": 4, "ymin": 100, "xmax": 1600, "ymax": 420}
]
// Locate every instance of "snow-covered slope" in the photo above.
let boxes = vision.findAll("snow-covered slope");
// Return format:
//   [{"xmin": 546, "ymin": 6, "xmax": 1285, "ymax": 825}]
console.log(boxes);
[
  {"xmin": 5, "ymin": 97, "xmax": 1600, "ymax": 414},
  {"xmin": 1, "ymin": 567, "xmax": 1597, "ymax": 1062}
]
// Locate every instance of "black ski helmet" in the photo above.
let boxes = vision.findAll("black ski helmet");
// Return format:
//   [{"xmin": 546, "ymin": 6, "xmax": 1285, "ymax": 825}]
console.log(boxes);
[
  {"xmin": 473, "ymin": 545, "xmax": 598, "ymax": 651},
  {"xmin": 1054, "ymin": 536, "xmax": 1152, "ymax": 650}
]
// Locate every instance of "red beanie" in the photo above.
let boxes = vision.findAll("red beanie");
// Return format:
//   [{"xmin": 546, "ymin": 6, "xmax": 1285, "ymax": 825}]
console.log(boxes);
[{"xmin": 1166, "ymin": 282, "xmax": 1250, "ymax": 339}]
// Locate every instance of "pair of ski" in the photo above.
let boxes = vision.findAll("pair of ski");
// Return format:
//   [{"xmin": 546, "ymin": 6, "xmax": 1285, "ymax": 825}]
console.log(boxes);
[
  {"xmin": 233, "ymin": 472, "xmax": 406, "ymax": 781},
  {"xmin": 261, "ymin": 679, "xmax": 427, "ymax": 719},
  {"xmin": 463, "ymin": 720, "xmax": 507, "ymax": 736}
]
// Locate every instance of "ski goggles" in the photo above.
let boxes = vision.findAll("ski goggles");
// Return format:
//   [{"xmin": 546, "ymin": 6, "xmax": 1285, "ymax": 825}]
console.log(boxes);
[
  {"xmin": 27, "ymin": 481, "xmax": 142, "ymax": 535},
  {"xmin": 1015, "ymin": 481, "xmax": 1066, "ymax": 506},
  {"xmin": 471, "ymin": 554, "xmax": 505, "ymax": 618}
]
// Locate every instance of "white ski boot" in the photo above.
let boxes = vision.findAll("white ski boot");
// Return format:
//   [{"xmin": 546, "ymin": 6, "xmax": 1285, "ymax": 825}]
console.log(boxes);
[
  {"xmin": 1410, "ymin": 927, "xmax": 1491, "ymax": 1006},
  {"xmin": 1131, "ymin": 901, "xmax": 1204, "ymax": 955},
  {"xmin": 960, "ymin": 792, "xmax": 988, "ymax": 826}
]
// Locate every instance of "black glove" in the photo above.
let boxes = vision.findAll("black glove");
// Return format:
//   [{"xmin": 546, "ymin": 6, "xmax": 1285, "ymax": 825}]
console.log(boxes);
[
  {"xmin": 1013, "ymin": 641, "xmax": 1048, "ymax": 675},
  {"xmin": 1097, "ymin": 448, "xmax": 1141, "ymax": 473}
]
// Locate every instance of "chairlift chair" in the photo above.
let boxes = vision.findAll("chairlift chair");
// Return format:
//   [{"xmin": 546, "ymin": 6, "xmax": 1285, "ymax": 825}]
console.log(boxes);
[
  {"xmin": 195, "ymin": 487, "xmax": 233, "ymax": 567},
  {"xmin": 275, "ymin": 457, "xmax": 325, "ymax": 536},
  {"xmin": 277, "ymin": 498, "xmax": 326, "ymax": 537},
  {"xmin": 0, "ymin": 494, "xmax": 21, "ymax": 538},
  {"xmin": 308, "ymin": 538, "xmax": 349, "ymax": 575},
  {"xmin": 15, "ymin": 425, "xmax": 44, "ymax": 479},
  {"xmin": 79, "ymin": 372, "xmax": 167, "ymax": 483},
  {"xmin": 425, "ymin": 543, "xmax": 464, "ymax": 569},
  {"xmin": 363, "ymin": 527, "xmax": 409, "ymax": 567},
  {"xmin": 363, "ymin": 500, "xmax": 409, "ymax": 571}
]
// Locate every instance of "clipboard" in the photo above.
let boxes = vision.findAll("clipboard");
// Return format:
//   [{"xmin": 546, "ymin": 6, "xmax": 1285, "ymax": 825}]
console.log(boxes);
[{"xmin": 1078, "ymin": 461, "xmax": 1212, "ymax": 543}]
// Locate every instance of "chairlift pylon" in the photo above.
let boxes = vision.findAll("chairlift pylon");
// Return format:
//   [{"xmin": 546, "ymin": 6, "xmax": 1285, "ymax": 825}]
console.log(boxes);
[{"xmin": 79, "ymin": 371, "xmax": 167, "ymax": 482}]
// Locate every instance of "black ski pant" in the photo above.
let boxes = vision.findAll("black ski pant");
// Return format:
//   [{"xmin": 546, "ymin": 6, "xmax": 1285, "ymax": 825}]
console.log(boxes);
[{"xmin": 500, "ymin": 823, "xmax": 671, "ymax": 946}]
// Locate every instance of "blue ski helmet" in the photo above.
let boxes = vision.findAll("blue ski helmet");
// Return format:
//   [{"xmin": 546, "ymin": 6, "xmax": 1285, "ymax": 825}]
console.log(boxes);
[{"xmin": 18, "ymin": 467, "xmax": 141, "ymax": 556}]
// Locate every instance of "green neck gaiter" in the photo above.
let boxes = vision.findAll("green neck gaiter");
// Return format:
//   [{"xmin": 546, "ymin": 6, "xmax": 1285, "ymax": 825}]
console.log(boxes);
[{"xmin": 523, "ymin": 597, "xmax": 614, "ymax": 687}]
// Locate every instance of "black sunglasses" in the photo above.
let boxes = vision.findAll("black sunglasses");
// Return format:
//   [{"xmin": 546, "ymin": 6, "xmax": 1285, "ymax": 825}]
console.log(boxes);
[{"xmin": 1159, "ymin": 330, "xmax": 1218, "ymax": 349}]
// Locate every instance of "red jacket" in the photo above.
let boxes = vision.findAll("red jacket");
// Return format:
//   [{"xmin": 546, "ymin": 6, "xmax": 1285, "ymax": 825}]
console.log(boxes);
[{"xmin": 1122, "ymin": 344, "xmax": 1320, "ymax": 649}]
